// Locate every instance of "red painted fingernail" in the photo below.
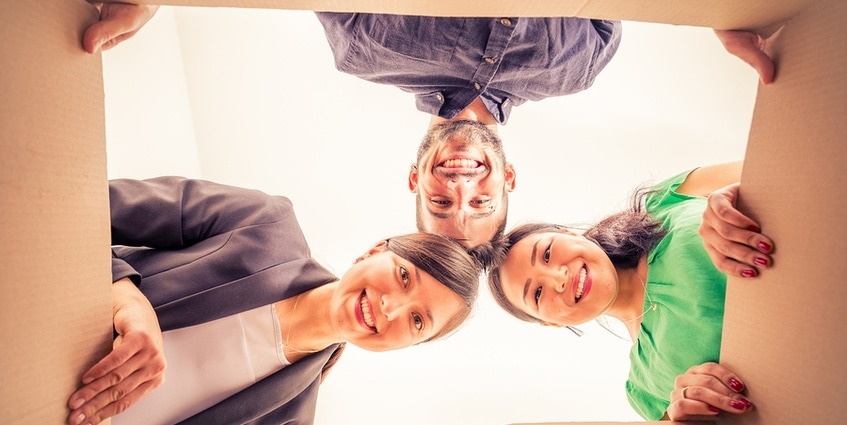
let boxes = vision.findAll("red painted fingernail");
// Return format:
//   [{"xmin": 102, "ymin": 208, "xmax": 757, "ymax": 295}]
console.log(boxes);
[
  {"xmin": 731, "ymin": 400, "xmax": 748, "ymax": 410},
  {"xmin": 757, "ymin": 241, "xmax": 772, "ymax": 253},
  {"xmin": 754, "ymin": 257, "xmax": 768, "ymax": 267},
  {"xmin": 741, "ymin": 269, "xmax": 757, "ymax": 278},
  {"xmin": 708, "ymin": 406, "xmax": 721, "ymax": 413},
  {"xmin": 729, "ymin": 378, "xmax": 744, "ymax": 392},
  {"xmin": 741, "ymin": 398, "xmax": 754, "ymax": 408},
  {"xmin": 747, "ymin": 225, "xmax": 761, "ymax": 233}
]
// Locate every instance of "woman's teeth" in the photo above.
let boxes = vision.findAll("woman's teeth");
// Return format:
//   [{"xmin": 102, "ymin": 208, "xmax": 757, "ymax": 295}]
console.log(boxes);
[
  {"xmin": 360, "ymin": 294, "xmax": 375, "ymax": 329},
  {"xmin": 575, "ymin": 267, "xmax": 587, "ymax": 301}
]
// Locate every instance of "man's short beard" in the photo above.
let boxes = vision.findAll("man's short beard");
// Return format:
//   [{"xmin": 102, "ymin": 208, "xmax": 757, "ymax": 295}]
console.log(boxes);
[{"xmin": 416, "ymin": 120, "xmax": 505, "ymax": 164}]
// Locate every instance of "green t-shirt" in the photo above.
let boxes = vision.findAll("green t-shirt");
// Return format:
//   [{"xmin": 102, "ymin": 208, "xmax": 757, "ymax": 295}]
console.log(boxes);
[{"xmin": 625, "ymin": 170, "xmax": 728, "ymax": 420}]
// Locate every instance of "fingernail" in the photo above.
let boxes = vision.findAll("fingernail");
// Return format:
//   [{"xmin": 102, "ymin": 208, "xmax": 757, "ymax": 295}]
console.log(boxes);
[
  {"xmin": 757, "ymin": 241, "xmax": 772, "ymax": 253},
  {"xmin": 70, "ymin": 396, "xmax": 85, "ymax": 410},
  {"xmin": 731, "ymin": 399, "xmax": 748, "ymax": 410},
  {"xmin": 754, "ymin": 257, "xmax": 768, "ymax": 267},
  {"xmin": 708, "ymin": 406, "xmax": 721, "ymax": 413},
  {"xmin": 729, "ymin": 378, "xmax": 744, "ymax": 392},
  {"xmin": 741, "ymin": 398, "xmax": 755, "ymax": 408},
  {"xmin": 71, "ymin": 413, "xmax": 85, "ymax": 425},
  {"xmin": 747, "ymin": 225, "xmax": 761, "ymax": 233},
  {"xmin": 741, "ymin": 269, "xmax": 757, "ymax": 278}
]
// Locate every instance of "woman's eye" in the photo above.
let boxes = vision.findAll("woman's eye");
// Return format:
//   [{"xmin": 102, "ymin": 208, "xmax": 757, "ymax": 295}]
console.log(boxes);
[
  {"xmin": 412, "ymin": 313, "xmax": 424, "ymax": 331},
  {"xmin": 534, "ymin": 286, "xmax": 542, "ymax": 306},
  {"xmin": 399, "ymin": 265, "xmax": 410, "ymax": 288},
  {"xmin": 544, "ymin": 244, "xmax": 551, "ymax": 263}
]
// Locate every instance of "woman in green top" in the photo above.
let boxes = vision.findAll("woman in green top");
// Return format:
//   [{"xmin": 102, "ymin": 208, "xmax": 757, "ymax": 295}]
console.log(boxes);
[{"xmin": 487, "ymin": 161, "xmax": 775, "ymax": 421}]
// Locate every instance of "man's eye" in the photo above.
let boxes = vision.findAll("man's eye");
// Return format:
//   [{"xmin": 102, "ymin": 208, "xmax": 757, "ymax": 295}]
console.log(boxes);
[
  {"xmin": 431, "ymin": 199, "xmax": 451, "ymax": 206},
  {"xmin": 471, "ymin": 199, "xmax": 490, "ymax": 206},
  {"xmin": 412, "ymin": 313, "xmax": 424, "ymax": 331},
  {"xmin": 400, "ymin": 265, "xmax": 410, "ymax": 288},
  {"xmin": 534, "ymin": 286, "xmax": 542, "ymax": 306}
]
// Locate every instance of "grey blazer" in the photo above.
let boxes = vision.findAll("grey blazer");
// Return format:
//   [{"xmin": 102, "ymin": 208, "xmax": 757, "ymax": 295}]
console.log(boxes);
[{"xmin": 110, "ymin": 177, "xmax": 343, "ymax": 425}]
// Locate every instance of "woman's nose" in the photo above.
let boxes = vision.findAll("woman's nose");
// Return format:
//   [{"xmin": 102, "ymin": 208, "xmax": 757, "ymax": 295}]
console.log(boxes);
[
  {"xmin": 381, "ymin": 294, "xmax": 401, "ymax": 321},
  {"xmin": 554, "ymin": 267, "xmax": 568, "ymax": 293}
]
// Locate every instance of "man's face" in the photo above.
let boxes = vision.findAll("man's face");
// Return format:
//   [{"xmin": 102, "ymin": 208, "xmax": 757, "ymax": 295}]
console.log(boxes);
[{"xmin": 409, "ymin": 120, "xmax": 515, "ymax": 248}]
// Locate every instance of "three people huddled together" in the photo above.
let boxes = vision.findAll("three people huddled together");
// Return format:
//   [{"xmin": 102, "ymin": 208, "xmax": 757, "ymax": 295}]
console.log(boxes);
[{"xmin": 70, "ymin": 4, "xmax": 777, "ymax": 425}]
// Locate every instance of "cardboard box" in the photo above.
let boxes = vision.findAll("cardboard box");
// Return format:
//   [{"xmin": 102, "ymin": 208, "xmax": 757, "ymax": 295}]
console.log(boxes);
[
  {"xmin": 0, "ymin": 1, "xmax": 113, "ymax": 424},
  {"xmin": 4, "ymin": 0, "xmax": 843, "ymax": 423}
]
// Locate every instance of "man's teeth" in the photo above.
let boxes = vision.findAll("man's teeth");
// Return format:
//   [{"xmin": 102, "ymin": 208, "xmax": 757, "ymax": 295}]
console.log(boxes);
[
  {"xmin": 442, "ymin": 158, "xmax": 479, "ymax": 168},
  {"xmin": 575, "ymin": 268, "xmax": 587, "ymax": 301},
  {"xmin": 361, "ymin": 295, "xmax": 375, "ymax": 329}
]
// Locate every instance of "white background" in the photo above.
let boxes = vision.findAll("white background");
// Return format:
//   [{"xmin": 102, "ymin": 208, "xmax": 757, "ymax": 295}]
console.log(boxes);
[{"xmin": 102, "ymin": 7, "xmax": 758, "ymax": 424}]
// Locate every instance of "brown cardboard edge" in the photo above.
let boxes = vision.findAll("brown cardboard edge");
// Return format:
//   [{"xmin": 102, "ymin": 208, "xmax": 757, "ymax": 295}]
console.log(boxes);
[
  {"xmin": 0, "ymin": 1, "xmax": 113, "ymax": 423},
  {"xmin": 102, "ymin": 0, "xmax": 813, "ymax": 32}
]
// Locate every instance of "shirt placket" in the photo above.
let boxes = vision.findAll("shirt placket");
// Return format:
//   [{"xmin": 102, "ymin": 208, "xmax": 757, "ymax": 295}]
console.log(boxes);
[{"xmin": 470, "ymin": 17, "xmax": 518, "ymax": 122}]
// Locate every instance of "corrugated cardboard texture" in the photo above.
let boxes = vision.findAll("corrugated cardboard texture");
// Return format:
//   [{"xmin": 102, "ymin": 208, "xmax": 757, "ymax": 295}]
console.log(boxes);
[
  {"xmin": 0, "ymin": 1, "xmax": 113, "ymax": 423},
  {"xmin": 108, "ymin": 0, "xmax": 814, "ymax": 31},
  {"xmin": 721, "ymin": 0, "xmax": 847, "ymax": 424}
]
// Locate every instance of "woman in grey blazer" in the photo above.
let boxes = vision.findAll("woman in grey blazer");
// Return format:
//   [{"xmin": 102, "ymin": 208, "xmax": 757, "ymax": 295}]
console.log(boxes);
[{"xmin": 68, "ymin": 177, "xmax": 481, "ymax": 425}]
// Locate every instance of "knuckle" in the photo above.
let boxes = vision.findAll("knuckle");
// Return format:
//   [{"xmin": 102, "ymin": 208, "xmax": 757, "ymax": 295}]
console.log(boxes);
[
  {"xmin": 110, "ymin": 386, "xmax": 127, "ymax": 402},
  {"xmin": 114, "ymin": 398, "xmax": 133, "ymax": 415},
  {"xmin": 701, "ymin": 375, "xmax": 718, "ymax": 387},
  {"xmin": 150, "ymin": 357, "xmax": 167, "ymax": 375},
  {"xmin": 108, "ymin": 371, "xmax": 124, "ymax": 386},
  {"xmin": 688, "ymin": 386, "xmax": 704, "ymax": 398}
]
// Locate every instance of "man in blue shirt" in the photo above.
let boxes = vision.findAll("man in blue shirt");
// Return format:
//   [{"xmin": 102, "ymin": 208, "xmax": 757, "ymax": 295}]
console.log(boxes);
[{"xmin": 315, "ymin": 14, "xmax": 622, "ymax": 249}]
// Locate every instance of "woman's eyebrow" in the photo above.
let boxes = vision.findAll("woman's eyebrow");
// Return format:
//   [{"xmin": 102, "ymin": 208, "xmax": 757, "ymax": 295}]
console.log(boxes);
[{"xmin": 530, "ymin": 239, "xmax": 539, "ymax": 266}]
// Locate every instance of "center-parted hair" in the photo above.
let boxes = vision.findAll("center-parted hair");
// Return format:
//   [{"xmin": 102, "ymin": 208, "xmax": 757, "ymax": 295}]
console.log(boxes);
[
  {"xmin": 385, "ymin": 232, "xmax": 482, "ymax": 341},
  {"xmin": 487, "ymin": 188, "xmax": 667, "ymax": 323}
]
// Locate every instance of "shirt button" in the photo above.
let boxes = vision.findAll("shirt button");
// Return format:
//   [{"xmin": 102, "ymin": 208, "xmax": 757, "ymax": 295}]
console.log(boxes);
[
  {"xmin": 483, "ymin": 56, "xmax": 496, "ymax": 64},
  {"xmin": 473, "ymin": 82, "xmax": 482, "ymax": 91},
  {"xmin": 435, "ymin": 93, "xmax": 444, "ymax": 102},
  {"xmin": 500, "ymin": 18, "xmax": 512, "ymax": 27}
]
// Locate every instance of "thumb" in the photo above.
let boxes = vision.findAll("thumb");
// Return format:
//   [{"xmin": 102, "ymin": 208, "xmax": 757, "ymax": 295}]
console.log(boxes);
[{"xmin": 82, "ymin": 20, "xmax": 113, "ymax": 54}]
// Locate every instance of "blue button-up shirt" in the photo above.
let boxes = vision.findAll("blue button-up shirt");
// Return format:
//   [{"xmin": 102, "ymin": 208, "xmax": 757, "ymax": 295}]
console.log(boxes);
[{"xmin": 316, "ymin": 13, "xmax": 621, "ymax": 124}]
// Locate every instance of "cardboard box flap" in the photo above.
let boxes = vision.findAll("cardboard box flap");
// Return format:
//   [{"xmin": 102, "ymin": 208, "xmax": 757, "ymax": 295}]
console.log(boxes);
[
  {"xmin": 721, "ymin": 0, "xmax": 847, "ymax": 423},
  {"xmin": 105, "ymin": 0, "xmax": 816, "ymax": 32},
  {"xmin": 0, "ymin": 1, "xmax": 112, "ymax": 423}
]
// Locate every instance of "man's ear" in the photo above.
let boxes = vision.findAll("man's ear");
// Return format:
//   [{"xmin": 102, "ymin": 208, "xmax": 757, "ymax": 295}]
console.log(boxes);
[
  {"xmin": 504, "ymin": 163, "xmax": 516, "ymax": 192},
  {"xmin": 355, "ymin": 239, "xmax": 389, "ymax": 263},
  {"xmin": 408, "ymin": 164, "xmax": 419, "ymax": 193}
]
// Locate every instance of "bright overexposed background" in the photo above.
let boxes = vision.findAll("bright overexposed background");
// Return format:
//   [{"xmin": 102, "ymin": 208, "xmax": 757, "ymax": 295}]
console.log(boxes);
[{"xmin": 101, "ymin": 7, "xmax": 759, "ymax": 425}]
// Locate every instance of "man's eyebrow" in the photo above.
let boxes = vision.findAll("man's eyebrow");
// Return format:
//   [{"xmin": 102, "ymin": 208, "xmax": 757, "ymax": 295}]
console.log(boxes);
[
  {"xmin": 470, "ymin": 210, "xmax": 495, "ymax": 219},
  {"xmin": 426, "ymin": 208, "xmax": 496, "ymax": 220},
  {"xmin": 426, "ymin": 207, "xmax": 453, "ymax": 219}
]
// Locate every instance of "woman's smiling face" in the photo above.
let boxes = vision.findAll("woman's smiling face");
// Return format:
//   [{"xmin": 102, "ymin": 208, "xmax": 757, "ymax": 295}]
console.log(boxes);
[
  {"xmin": 329, "ymin": 248, "xmax": 465, "ymax": 351},
  {"xmin": 499, "ymin": 231, "xmax": 620, "ymax": 326}
]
